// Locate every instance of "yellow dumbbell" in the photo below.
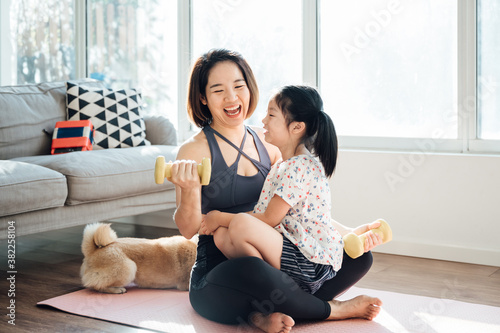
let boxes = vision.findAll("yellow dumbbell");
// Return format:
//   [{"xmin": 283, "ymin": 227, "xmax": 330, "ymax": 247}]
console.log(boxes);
[
  {"xmin": 343, "ymin": 219, "xmax": 392, "ymax": 259},
  {"xmin": 155, "ymin": 156, "xmax": 211, "ymax": 186}
]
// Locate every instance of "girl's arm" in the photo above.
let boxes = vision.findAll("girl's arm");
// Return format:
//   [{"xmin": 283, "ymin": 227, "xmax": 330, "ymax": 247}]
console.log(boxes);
[
  {"xmin": 250, "ymin": 195, "xmax": 290, "ymax": 227},
  {"xmin": 201, "ymin": 210, "xmax": 235, "ymax": 234},
  {"xmin": 331, "ymin": 218, "xmax": 383, "ymax": 252},
  {"xmin": 330, "ymin": 219, "xmax": 354, "ymax": 236},
  {"xmin": 203, "ymin": 195, "xmax": 290, "ymax": 234}
]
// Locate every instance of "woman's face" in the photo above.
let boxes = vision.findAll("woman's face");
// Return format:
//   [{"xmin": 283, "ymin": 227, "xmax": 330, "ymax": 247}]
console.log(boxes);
[{"xmin": 201, "ymin": 61, "xmax": 250, "ymax": 128}]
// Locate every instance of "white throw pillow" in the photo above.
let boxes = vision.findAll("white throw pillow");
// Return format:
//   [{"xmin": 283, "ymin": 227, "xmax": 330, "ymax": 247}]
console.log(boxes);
[{"xmin": 66, "ymin": 81, "xmax": 151, "ymax": 149}]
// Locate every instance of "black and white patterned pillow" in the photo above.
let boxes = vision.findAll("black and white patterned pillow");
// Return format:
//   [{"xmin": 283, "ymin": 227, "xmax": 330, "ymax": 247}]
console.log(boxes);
[{"xmin": 66, "ymin": 82, "xmax": 151, "ymax": 149}]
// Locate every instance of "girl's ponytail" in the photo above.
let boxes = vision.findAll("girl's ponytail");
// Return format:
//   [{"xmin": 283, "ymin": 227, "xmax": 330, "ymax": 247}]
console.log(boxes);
[
  {"xmin": 273, "ymin": 85, "xmax": 338, "ymax": 178},
  {"xmin": 313, "ymin": 111, "xmax": 338, "ymax": 177}
]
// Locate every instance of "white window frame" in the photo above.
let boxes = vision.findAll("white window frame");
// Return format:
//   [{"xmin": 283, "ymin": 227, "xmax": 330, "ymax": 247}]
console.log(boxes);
[
  {"xmin": 0, "ymin": 0, "xmax": 13, "ymax": 85},
  {"xmin": 177, "ymin": 0, "xmax": 193, "ymax": 142},
  {"xmin": 303, "ymin": 0, "xmax": 318, "ymax": 87},
  {"xmin": 317, "ymin": 0, "xmax": 499, "ymax": 154},
  {"xmin": 469, "ymin": 0, "xmax": 500, "ymax": 153},
  {"xmin": 51, "ymin": 0, "xmax": 500, "ymax": 153},
  {"xmin": 326, "ymin": 0, "xmax": 499, "ymax": 155},
  {"xmin": 75, "ymin": 0, "xmax": 87, "ymax": 79}
]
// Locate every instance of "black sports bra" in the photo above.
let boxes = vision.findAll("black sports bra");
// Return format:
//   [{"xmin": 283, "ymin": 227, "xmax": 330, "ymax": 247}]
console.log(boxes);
[{"xmin": 201, "ymin": 126, "xmax": 271, "ymax": 214}]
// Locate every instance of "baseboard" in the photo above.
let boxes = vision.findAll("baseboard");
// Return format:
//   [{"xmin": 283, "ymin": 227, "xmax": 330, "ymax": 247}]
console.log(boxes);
[
  {"xmin": 108, "ymin": 208, "xmax": 177, "ymax": 229},
  {"xmin": 374, "ymin": 239, "xmax": 500, "ymax": 267}
]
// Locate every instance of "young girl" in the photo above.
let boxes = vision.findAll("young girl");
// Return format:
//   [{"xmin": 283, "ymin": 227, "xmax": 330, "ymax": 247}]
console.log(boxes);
[{"xmin": 201, "ymin": 85, "xmax": 343, "ymax": 294}]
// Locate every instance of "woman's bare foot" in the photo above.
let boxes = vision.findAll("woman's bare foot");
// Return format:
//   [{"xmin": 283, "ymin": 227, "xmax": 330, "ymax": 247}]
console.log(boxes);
[
  {"xmin": 327, "ymin": 295, "xmax": 382, "ymax": 321},
  {"xmin": 250, "ymin": 312, "xmax": 295, "ymax": 333}
]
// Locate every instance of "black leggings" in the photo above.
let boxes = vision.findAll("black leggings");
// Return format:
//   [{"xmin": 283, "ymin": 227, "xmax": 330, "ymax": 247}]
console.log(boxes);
[{"xmin": 189, "ymin": 251, "xmax": 373, "ymax": 325}]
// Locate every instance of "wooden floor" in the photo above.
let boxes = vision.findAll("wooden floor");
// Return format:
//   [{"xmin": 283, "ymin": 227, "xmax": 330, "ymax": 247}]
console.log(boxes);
[{"xmin": 1, "ymin": 222, "xmax": 499, "ymax": 332}]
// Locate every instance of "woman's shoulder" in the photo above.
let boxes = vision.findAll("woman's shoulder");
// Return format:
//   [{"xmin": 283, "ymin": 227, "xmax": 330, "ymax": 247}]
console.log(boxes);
[
  {"xmin": 249, "ymin": 125, "xmax": 281, "ymax": 164},
  {"xmin": 176, "ymin": 130, "xmax": 210, "ymax": 162}
]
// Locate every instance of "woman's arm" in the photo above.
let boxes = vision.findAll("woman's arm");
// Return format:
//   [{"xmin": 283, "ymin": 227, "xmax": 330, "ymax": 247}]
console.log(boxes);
[
  {"xmin": 171, "ymin": 138, "xmax": 207, "ymax": 239},
  {"xmin": 173, "ymin": 181, "xmax": 202, "ymax": 239}
]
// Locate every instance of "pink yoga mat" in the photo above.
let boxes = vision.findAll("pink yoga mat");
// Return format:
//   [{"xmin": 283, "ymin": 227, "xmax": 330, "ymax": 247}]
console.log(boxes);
[{"xmin": 38, "ymin": 286, "xmax": 500, "ymax": 332}]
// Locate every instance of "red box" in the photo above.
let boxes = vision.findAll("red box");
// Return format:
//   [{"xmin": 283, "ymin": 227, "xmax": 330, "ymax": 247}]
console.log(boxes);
[{"xmin": 51, "ymin": 120, "xmax": 94, "ymax": 154}]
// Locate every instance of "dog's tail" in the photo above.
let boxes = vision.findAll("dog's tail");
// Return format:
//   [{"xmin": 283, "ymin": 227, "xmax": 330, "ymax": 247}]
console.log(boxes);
[{"xmin": 81, "ymin": 223, "xmax": 117, "ymax": 256}]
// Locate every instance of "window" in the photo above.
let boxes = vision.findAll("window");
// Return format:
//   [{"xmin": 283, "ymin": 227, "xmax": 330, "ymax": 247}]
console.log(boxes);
[
  {"xmin": 3, "ymin": 0, "xmax": 76, "ymax": 84},
  {"xmin": 1, "ymin": 0, "xmax": 498, "ymax": 153},
  {"xmin": 192, "ymin": 0, "xmax": 303, "ymax": 126},
  {"xmin": 87, "ymin": 0, "xmax": 178, "ymax": 124},
  {"xmin": 320, "ymin": 0, "xmax": 458, "ymax": 140}
]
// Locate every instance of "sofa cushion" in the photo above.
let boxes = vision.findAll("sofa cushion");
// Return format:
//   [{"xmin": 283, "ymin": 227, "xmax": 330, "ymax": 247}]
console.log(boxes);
[
  {"xmin": 0, "ymin": 161, "xmax": 67, "ymax": 215},
  {"xmin": 143, "ymin": 115, "xmax": 178, "ymax": 146},
  {"xmin": 66, "ymin": 83, "xmax": 151, "ymax": 149},
  {"xmin": 0, "ymin": 79, "xmax": 105, "ymax": 160},
  {"xmin": 13, "ymin": 146, "xmax": 178, "ymax": 205}
]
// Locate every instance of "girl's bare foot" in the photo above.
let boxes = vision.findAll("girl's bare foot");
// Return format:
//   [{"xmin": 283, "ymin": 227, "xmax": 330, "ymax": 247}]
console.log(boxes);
[
  {"xmin": 250, "ymin": 312, "xmax": 295, "ymax": 333},
  {"xmin": 327, "ymin": 295, "xmax": 382, "ymax": 321}
]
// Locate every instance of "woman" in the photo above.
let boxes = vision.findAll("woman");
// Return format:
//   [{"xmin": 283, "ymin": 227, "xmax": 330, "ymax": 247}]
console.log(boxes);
[{"xmin": 169, "ymin": 49, "xmax": 382, "ymax": 333}]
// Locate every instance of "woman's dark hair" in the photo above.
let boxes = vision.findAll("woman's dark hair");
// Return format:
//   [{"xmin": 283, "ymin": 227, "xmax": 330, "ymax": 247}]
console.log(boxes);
[
  {"xmin": 273, "ymin": 85, "xmax": 338, "ymax": 177},
  {"xmin": 187, "ymin": 49, "xmax": 259, "ymax": 128}
]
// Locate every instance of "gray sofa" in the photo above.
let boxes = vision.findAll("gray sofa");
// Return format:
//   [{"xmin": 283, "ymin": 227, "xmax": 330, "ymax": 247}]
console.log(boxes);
[{"xmin": 0, "ymin": 79, "xmax": 179, "ymax": 239}]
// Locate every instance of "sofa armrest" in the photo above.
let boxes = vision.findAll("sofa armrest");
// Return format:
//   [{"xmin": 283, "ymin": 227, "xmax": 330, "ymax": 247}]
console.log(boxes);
[{"xmin": 144, "ymin": 115, "xmax": 178, "ymax": 146}]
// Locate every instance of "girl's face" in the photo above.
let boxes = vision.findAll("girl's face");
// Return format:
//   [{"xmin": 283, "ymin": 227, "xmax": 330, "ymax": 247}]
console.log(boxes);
[
  {"xmin": 262, "ymin": 99, "xmax": 291, "ymax": 148},
  {"xmin": 201, "ymin": 61, "xmax": 250, "ymax": 128}
]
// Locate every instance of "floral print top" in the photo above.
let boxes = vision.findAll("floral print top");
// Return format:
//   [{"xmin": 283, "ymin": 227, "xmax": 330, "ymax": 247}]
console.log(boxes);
[{"xmin": 253, "ymin": 155, "xmax": 344, "ymax": 270}]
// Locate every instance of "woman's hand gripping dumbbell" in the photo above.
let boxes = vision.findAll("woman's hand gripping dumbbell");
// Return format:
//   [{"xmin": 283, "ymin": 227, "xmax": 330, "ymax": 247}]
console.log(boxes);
[{"xmin": 155, "ymin": 156, "xmax": 211, "ymax": 186}]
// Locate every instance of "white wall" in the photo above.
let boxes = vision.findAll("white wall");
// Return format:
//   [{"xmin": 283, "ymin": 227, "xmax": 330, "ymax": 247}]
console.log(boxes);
[{"xmin": 330, "ymin": 149, "xmax": 500, "ymax": 267}]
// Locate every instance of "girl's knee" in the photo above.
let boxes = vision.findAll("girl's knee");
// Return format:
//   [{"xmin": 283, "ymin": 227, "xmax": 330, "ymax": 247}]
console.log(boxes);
[
  {"xmin": 213, "ymin": 228, "xmax": 224, "ymax": 249},
  {"xmin": 228, "ymin": 213, "xmax": 250, "ymax": 238},
  {"xmin": 214, "ymin": 228, "xmax": 234, "ymax": 255}
]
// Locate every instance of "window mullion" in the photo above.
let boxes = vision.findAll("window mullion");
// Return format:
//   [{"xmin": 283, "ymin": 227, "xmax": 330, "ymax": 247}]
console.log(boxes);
[
  {"xmin": 457, "ymin": 0, "xmax": 477, "ymax": 152},
  {"xmin": 303, "ymin": 0, "xmax": 318, "ymax": 87},
  {"xmin": 75, "ymin": 0, "xmax": 87, "ymax": 79},
  {"xmin": 178, "ymin": 0, "xmax": 192, "ymax": 143}
]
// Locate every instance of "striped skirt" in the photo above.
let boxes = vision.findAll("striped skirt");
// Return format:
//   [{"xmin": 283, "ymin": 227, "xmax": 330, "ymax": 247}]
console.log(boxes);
[{"xmin": 280, "ymin": 235, "xmax": 336, "ymax": 294}]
